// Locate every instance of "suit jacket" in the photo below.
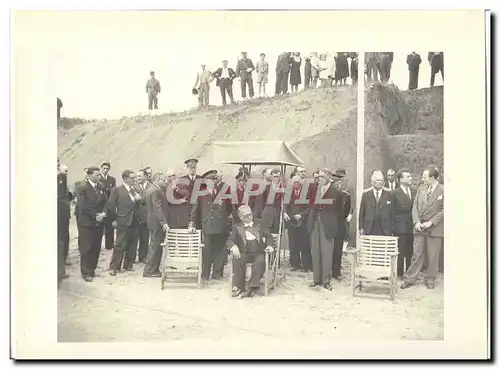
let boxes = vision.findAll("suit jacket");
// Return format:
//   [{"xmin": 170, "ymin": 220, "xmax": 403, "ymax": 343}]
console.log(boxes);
[
  {"xmin": 256, "ymin": 184, "xmax": 283, "ymax": 231},
  {"xmin": 283, "ymin": 186, "xmax": 309, "ymax": 227},
  {"xmin": 178, "ymin": 174, "xmax": 203, "ymax": 228},
  {"xmin": 104, "ymin": 185, "xmax": 140, "ymax": 227},
  {"xmin": 166, "ymin": 185, "xmax": 190, "ymax": 229},
  {"xmin": 306, "ymin": 184, "xmax": 345, "ymax": 240},
  {"xmin": 235, "ymin": 57, "xmax": 255, "ymax": 79},
  {"xmin": 75, "ymin": 180, "xmax": 108, "ymax": 227},
  {"xmin": 226, "ymin": 220, "xmax": 274, "ymax": 254},
  {"xmin": 134, "ymin": 181, "xmax": 152, "ymax": 224},
  {"xmin": 57, "ymin": 173, "xmax": 73, "ymax": 219},
  {"xmin": 407, "ymin": 53, "xmax": 422, "ymax": 70},
  {"xmin": 358, "ymin": 188, "xmax": 394, "ymax": 236},
  {"xmin": 190, "ymin": 183, "xmax": 232, "ymax": 235},
  {"xmin": 412, "ymin": 184, "xmax": 444, "ymax": 237},
  {"xmin": 99, "ymin": 175, "xmax": 116, "ymax": 199},
  {"xmin": 146, "ymin": 184, "xmax": 169, "ymax": 231},
  {"xmin": 212, "ymin": 68, "xmax": 237, "ymax": 87},
  {"xmin": 276, "ymin": 53, "xmax": 291, "ymax": 74},
  {"xmin": 392, "ymin": 186, "xmax": 417, "ymax": 234}
]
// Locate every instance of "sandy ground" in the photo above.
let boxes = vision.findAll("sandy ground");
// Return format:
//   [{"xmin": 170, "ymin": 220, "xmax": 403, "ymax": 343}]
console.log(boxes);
[{"xmin": 59, "ymin": 221, "xmax": 444, "ymax": 343}]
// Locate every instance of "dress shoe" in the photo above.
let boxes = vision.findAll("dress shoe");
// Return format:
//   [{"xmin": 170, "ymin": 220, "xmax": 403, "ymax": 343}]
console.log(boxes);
[
  {"xmin": 308, "ymin": 282, "xmax": 321, "ymax": 288},
  {"xmin": 109, "ymin": 270, "xmax": 117, "ymax": 276},
  {"xmin": 232, "ymin": 287, "xmax": 244, "ymax": 298},
  {"xmin": 400, "ymin": 282, "xmax": 414, "ymax": 289},
  {"xmin": 333, "ymin": 276, "xmax": 342, "ymax": 282},
  {"xmin": 241, "ymin": 288, "xmax": 256, "ymax": 298},
  {"xmin": 125, "ymin": 267, "xmax": 134, "ymax": 272},
  {"xmin": 143, "ymin": 273, "xmax": 161, "ymax": 278},
  {"xmin": 323, "ymin": 283, "xmax": 332, "ymax": 291},
  {"xmin": 425, "ymin": 281, "xmax": 435, "ymax": 290},
  {"xmin": 83, "ymin": 276, "xmax": 93, "ymax": 282}
]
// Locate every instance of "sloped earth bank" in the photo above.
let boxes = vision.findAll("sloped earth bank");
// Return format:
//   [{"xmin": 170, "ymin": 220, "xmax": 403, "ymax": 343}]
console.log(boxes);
[{"xmin": 59, "ymin": 220, "xmax": 444, "ymax": 343}]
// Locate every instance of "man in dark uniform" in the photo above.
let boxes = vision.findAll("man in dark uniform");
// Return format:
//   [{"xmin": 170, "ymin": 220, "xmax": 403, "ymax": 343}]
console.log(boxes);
[
  {"xmin": 330, "ymin": 172, "xmax": 351, "ymax": 281},
  {"xmin": 144, "ymin": 172, "xmax": 170, "ymax": 278},
  {"xmin": 358, "ymin": 170, "xmax": 394, "ymax": 236},
  {"xmin": 99, "ymin": 162, "xmax": 116, "ymax": 250},
  {"xmin": 75, "ymin": 167, "xmax": 108, "ymax": 282},
  {"xmin": 178, "ymin": 158, "xmax": 202, "ymax": 229},
  {"xmin": 134, "ymin": 169, "xmax": 152, "ymax": 263},
  {"xmin": 188, "ymin": 170, "xmax": 232, "ymax": 281},
  {"xmin": 105, "ymin": 170, "xmax": 142, "ymax": 276}
]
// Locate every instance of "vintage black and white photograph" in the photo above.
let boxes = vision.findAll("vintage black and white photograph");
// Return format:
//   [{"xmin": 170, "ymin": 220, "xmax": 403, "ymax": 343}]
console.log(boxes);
[{"xmin": 11, "ymin": 9, "xmax": 489, "ymax": 360}]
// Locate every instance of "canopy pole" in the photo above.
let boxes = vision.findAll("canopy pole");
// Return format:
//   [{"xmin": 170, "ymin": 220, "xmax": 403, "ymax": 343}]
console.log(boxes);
[
  {"xmin": 356, "ymin": 51, "xmax": 365, "ymax": 249},
  {"xmin": 273, "ymin": 163, "xmax": 286, "ymax": 290}
]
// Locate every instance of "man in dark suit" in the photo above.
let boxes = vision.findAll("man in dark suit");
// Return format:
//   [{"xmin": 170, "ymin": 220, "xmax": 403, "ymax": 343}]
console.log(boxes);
[
  {"xmin": 406, "ymin": 52, "xmax": 422, "ymax": 90},
  {"xmin": 143, "ymin": 172, "xmax": 170, "ymax": 278},
  {"xmin": 358, "ymin": 170, "xmax": 394, "ymax": 236},
  {"xmin": 428, "ymin": 52, "xmax": 444, "ymax": 87},
  {"xmin": 211, "ymin": 60, "xmax": 237, "ymax": 106},
  {"xmin": 105, "ymin": 170, "xmax": 141, "ymax": 276},
  {"xmin": 134, "ymin": 169, "xmax": 152, "ymax": 263},
  {"xmin": 377, "ymin": 52, "xmax": 394, "ymax": 84},
  {"xmin": 235, "ymin": 52, "xmax": 255, "ymax": 100},
  {"xmin": 256, "ymin": 169, "xmax": 283, "ymax": 234},
  {"xmin": 331, "ymin": 173, "xmax": 351, "ymax": 281},
  {"xmin": 178, "ymin": 158, "xmax": 202, "ymax": 229},
  {"xmin": 227, "ymin": 205, "xmax": 275, "ymax": 298},
  {"xmin": 58, "ymin": 163, "xmax": 73, "ymax": 266},
  {"xmin": 275, "ymin": 52, "xmax": 291, "ymax": 95},
  {"xmin": 283, "ymin": 175, "xmax": 312, "ymax": 272},
  {"xmin": 392, "ymin": 169, "xmax": 417, "ymax": 277},
  {"xmin": 99, "ymin": 162, "xmax": 116, "ymax": 250},
  {"xmin": 307, "ymin": 169, "xmax": 344, "ymax": 290},
  {"xmin": 57, "ymin": 97, "xmax": 63, "ymax": 124},
  {"xmin": 75, "ymin": 167, "xmax": 108, "ymax": 282},
  {"xmin": 188, "ymin": 170, "xmax": 232, "ymax": 281},
  {"xmin": 402, "ymin": 166, "xmax": 444, "ymax": 290}
]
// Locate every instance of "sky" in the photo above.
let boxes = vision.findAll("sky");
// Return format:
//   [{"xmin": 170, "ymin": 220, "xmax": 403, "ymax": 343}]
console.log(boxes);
[{"xmin": 55, "ymin": 49, "xmax": 442, "ymax": 120}]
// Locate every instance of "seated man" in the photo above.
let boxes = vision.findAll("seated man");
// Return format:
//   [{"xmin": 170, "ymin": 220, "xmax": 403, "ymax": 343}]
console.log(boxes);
[{"xmin": 226, "ymin": 205, "xmax": 275, "ymax": 298}]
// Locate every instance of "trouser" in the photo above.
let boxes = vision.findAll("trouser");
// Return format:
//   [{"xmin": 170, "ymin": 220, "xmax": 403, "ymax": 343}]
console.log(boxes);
[
  {"xmin": 232, "ymin": 251, "xmax": 266, "ymax": 290},
  {"xmin": 378, "ymin": 60, "xmax": 391, "ymax": 83},
  {"xmin": 304, "ymin": 75, "xmax": 311, "ymax": 89},
  {"xmin": 275, "ymin": 72, "xmax": 289, "ymax": 94},
  {"xmin": 78, "ymin": 226, "xmax": 104, "ymax": 278},
  {"xmin": 310, "ymin": 219, "xmax": 335, "ymax": 285},
  {"xmin": 58, "ymin": 213, "xmax": 70, "ymax": 262},
  {"xmin": 366, "ymin": 59, "xmax": 379, "ymax": 82},
  {"xmin": 404, "ymin": 234, "xmax": 443, "ymax": 284},
  {"xmin": 198, "ymin": 82, "xmax": 210, "ymax": 107},
  {"xmin": 109, "ymin": 221, "xmax": 139, "ymax": 271},
  {"xmin": 288, "ymin": 224, "xmax": 312, "ymax": 271},
  {"xmin": 394, "ymin": 233, "xmax": 414, "ymax": 276},
  {"xmin": 240, "ymin": 75, "xmax": 254, "ymax": 98},
  {"xmin": 202, "ymin": 232, "xmax": 229, "ymax": 280},
  {"xmin": 219, "ymin": 80, "xmax": 235, "ymax": 105},
  {"xmin": 144, "ymin": 228, "xmax": 165, "ymax": 276},
  {"xmin": 136, "ymin": 222, "xmax": 150, "ymax": 262},
  {"xmin": 331, "ymin": 226, "xmax": 346, "ymax": 277},
  {"xmin": 408, "ymin": 68, "xmax": 419, "ymax": 90},
  {"xmin": 101, "ymin": 221, "xmax": 115, "ymax": 250},
  {"xmin": 58, "ymin": 239, "xmax": 66, "ymax": 283},
  {"xmin": 148, "ymin": 93, "xmax": 158, "ymax": 110},
  {"xmin": 430, "ymin": 67, "xmax": 444, "ymax": 87}
]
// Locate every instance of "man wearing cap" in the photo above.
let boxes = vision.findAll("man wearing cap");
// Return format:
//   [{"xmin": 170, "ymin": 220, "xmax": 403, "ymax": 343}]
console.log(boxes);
[
  {"xmin": 284, "ymin": 175, "xmax": 312, "ymax": 272},
  {"xmin": 331, "ymin": 171, "xmax": 351, "ymax": 281},
  {"xmin": 178, "ymin": 158, "xmax": 202, "ymax": 229},
  {"xmin": 306, "ymin": 169, "xmax": 344, "ymax": 290},
  {"xmin": 235, "ymin": 52, "xmax": 255, "ymax": 100},
  {"xmin": 211, "ymin": 60, "xmax": 237, "ymax": 106},
  {"xmin": 99, "ymin": 162, "xmax": 116, "ymax": 250},
  {"xmin": 358, "ymin": 170, "xmax": 394, "ymax": 236},
  {"xmin": 193, "ymin": 64, "xmax": 213, "ymax": 109},
  {"xmin": 146, "ymin": 71, "xmax": 161, "ymax": 114},
  {"xmin": 189, "ymin": 170, "xmax": 232, "ymax": 281}
]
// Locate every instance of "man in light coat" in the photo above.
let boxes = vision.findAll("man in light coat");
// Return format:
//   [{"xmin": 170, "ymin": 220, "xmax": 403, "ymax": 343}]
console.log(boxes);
[{"xmin": 193, "ymin": 64, "xmax": 212, "ymax": 108}]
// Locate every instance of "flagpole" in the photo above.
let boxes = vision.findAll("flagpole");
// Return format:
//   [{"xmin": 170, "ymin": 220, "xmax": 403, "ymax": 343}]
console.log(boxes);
[{"xmin": 356, "ymin": 52, "xmax": 365, "ymax": 248}]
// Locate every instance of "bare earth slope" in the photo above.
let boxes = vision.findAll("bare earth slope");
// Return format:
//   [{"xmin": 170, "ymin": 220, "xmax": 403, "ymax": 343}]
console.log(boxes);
[{"xmin": 58, "ymin": 87, "xmax": 358, "ymax": 186}]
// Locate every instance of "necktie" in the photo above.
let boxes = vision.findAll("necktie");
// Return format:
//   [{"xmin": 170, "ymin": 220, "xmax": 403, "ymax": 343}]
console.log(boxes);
[
  {"xmin": 375, "ymin": 191, "xmax": 380, "ymax": 202},
  {"xmin": 406, "ymin": 188, "xmax": 411, "ymax": 200},
  {"xmin": 427, "ymin": 186, "xmax": 432, "ymax": 201}
]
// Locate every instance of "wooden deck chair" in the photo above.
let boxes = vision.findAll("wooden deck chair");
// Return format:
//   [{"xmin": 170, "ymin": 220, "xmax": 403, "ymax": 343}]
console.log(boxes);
[
  {"xmin": 348, "ymin": 235, "xmax": 399, "ymax": 301},
  {"xmin": 160, "ymin": 229, "xmax": 204, "ymax": 290},
  {"xmin": 228, "ymin": 234, "xmax": 278, "ymax": 297}
]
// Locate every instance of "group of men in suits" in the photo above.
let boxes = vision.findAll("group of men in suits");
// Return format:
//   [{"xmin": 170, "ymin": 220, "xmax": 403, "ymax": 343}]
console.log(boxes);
[{"xmin": 358, "ymin": 166, "xmax": 444, "ymax": 289}]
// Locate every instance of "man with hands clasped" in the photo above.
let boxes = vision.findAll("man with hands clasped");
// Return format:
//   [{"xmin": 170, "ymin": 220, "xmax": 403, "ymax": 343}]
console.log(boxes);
[{"xmin": 227, "ymin": 205, "xmax": 275, "ymax": 298}]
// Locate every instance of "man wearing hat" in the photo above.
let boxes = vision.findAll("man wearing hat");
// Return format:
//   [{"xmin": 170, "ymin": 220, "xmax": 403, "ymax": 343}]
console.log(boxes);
[
  {"xmin": 193, "ymin": 63, "xmax": 213, "ymax": 109},
  {"xmin": 235, "ymin": 52, "xmax": 255, "ymax": 100},
  {"xmin": 188, "ymin": 169, "xmax": 232, "ymax": 281},
  {"xmin": 177, "ymin": 158, "xmax": 202, "ymax": 229},
  {"xmin": 284, "ymin": 175, "xmax": 312, "ymax": 272},
  {"xmin": 306, "ymin": 168, "xmax": 344, "ymax": 290},
  {"xmin": 211, "ymin": 60, "xmax": 237, "ymax": 106},
  {"xmin": 331, "ymin": 170, "xmax": 351, "ymax": 281},
  {"xmin": 146, "ymin": 71, "xmax": 161, "ymax": 114}
]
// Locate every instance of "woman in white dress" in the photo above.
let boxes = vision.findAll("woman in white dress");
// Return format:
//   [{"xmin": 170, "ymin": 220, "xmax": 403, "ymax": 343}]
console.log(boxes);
[
  {"xmin": 310, "ymin": 52, "xmax": 320, "ymax": 89},
  {"xmin": 318, "ymin": 53, "xmax": 329, "ymax": 88}
]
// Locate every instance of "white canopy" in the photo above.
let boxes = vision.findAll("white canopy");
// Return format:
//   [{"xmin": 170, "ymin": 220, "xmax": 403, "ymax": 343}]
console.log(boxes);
[{"xmin": 212, "ymin": 141, "xmax": 304, "ymax": 167}]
